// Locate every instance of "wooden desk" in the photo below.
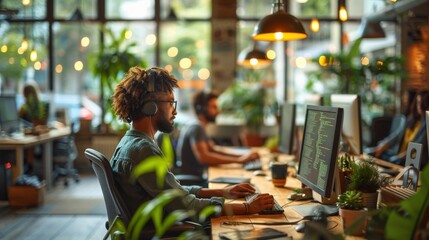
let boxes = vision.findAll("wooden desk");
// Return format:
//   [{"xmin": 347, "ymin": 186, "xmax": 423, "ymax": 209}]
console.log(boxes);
[
  {"xmin": 0, "ymin": 127, "xmax": 71, "ymax": 190},
  {"xmin": 208, "ymin": 151, "xmax": 344, "ymax": 240}
]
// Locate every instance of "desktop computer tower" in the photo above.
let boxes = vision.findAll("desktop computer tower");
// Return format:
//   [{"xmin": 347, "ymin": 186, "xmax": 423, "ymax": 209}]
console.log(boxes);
[{"xmin": 0, "ymin": 150, "xmax": 15, "ymax": 201}]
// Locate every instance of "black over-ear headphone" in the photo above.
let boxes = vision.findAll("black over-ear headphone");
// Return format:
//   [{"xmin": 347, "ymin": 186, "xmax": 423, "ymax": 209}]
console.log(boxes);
[
  {"xmin": 195, "ymin": 92, "xmax": 209, "ymax": 116},
  {"xmin": 142, "ymin": 70, "xmax": 158, "ymax": 116}
]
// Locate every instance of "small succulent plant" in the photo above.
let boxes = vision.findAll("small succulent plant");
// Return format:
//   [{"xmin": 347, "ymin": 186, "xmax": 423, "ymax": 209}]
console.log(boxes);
[{"xmin": 337, "ymin": 190, "xmax": 364, "ymax": 210}]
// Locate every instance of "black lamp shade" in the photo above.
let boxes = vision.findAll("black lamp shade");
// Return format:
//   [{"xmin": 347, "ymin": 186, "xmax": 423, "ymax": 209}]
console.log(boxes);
[
  {"xmin": 252, "ymin": 11, "xmax": 307, "ymax": 41},
  {"xmin": 237, "ymin": 47, "xmax": 271, "ymax": 69},
  {"xmin": 358, "ymin": 21, "xmax": 386, "ymax": 39}
]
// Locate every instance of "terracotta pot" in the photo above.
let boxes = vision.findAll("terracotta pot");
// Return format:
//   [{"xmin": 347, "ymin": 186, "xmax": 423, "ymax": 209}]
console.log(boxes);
[{"xmin": 339, "ymin": 208, "xmax": 368, "ymax": 236}]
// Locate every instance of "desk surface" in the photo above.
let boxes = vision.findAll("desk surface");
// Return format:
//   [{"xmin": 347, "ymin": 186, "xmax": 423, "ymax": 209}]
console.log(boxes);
[
  {"xmin": 208, "ymin": 149, "xmax": 345, "ymax": 240},
  {"xmin": 0, "ymin": 127, "xmax": 70, "ymax": 146},
  {"xmin": 0, "ymin": 127, "xmax": 71, "ymax": 190}
]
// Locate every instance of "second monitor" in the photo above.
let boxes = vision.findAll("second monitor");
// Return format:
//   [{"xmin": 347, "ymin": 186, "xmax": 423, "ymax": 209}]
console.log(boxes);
[
  {"xmin": 330, "ymin": 94, "xmax": 363, "ymax": 155},
  {"xmin": 278, "ymin": 103, "xmax": 296, "ymax": 155}
]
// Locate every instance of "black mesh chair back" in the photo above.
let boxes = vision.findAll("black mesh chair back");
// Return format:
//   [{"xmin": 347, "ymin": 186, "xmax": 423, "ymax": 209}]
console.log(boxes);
[{"xmin": 84, "ymin": 148, "xmax": 131, "ymax": 226}]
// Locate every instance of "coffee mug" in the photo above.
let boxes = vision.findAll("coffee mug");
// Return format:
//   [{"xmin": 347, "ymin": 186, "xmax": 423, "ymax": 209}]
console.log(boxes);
[{"xmin": 270, "ymin": 162, "xmax": 288, "ymax": 187}]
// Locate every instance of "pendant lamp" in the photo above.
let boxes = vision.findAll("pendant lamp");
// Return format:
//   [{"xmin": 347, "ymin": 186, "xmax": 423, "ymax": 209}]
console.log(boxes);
[
  {"xmin": 237, "ymin": 42, "xmax": 271, "ymax": 69},
  {"xmin": 252, "ymin": 0, "xmax": 307, "ymax": 41},
  {"xmin": 358, "ymin": 20, "xmax": 386, "ymax": 38}
]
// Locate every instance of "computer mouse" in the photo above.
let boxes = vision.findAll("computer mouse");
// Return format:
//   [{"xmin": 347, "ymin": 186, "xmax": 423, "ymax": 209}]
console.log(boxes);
[
  {"xmin": 295, "ymin": 223, "xmax": 306, "ymax": 233},
  {"xmin": 253, "ymin": 170, "xmax": 266, "ymax": 176}
]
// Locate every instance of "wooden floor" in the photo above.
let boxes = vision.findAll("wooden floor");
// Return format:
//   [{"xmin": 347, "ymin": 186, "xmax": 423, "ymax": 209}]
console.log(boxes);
[{"xmin": 0, "ymin": 173, "xmax": 108, "ymax": 240}]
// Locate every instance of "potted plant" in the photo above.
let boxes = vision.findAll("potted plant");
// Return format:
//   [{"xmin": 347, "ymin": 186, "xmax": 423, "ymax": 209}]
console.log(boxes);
[
  {"xmin": 348, "ymin": 159, "xmax": 389, "ymax": 209},
  {"xmin": 337, "ymin": 190, "xmax": 368, "ymax": 236},
  {"xmin": 307, "ymin": 38, "xmax": 404, "ymax": 116},
  {"xmin": 217, "ymin": 73, "xmax": 274, "ymax": 147},
  {"xmin": 337, "ymin": 152, "xmax": 355, "ymax": 193},
  {"xmin": 89, "ymin": 26, "xmax": 147, "ymax": 133}
]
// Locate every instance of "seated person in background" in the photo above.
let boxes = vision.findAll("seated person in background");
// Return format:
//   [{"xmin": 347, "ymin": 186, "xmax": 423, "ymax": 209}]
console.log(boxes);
[
  {"xmin": 110, "ymin": 66, "xmax": 274, "ymax": 221},
  {"xmin": 176, "ymin": 90, "xmax": 260, "ymax": 183},
  {"xmin": 18, "ymin": 81, "xmax": 48, "ymax": 173},
  {"xmin": 365, "ymin": 91, "xmax": 429, "ymax": 165},
  {"xmin": 19, "ymin": 80, "xmax": 48, "ymax": 126}
]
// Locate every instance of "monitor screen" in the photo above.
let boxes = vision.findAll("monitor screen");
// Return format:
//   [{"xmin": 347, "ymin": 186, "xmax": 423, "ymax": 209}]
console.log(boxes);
[
  {"xmin": 0, "ymin": 95, "xmax": 20, "ymax": 133},
  {"xmin": 330, "ymin": 94, "xmax": 363, "ymax": 155},
  {"xmin": 278, "ymin": 103, "xmax": 296, "ymax": 155},
  {"xmin": 297, "ymin": 105, "xmax": 343, "ymax": 198}
]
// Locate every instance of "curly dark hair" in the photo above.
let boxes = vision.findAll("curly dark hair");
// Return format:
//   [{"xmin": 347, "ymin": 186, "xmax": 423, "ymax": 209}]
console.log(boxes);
[
  {"xmin": 111, "ymin": 66, "xmax": 179, "ymax": 123},
  {"xmin": 193, "ymin": 90, "xmax": 218, "ymax": 115}
]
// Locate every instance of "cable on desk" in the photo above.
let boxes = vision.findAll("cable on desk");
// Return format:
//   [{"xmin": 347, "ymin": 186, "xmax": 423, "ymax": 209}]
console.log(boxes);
[{"xmin": 281, "ymin": 199, "xmax": 314, "ymax": 208}]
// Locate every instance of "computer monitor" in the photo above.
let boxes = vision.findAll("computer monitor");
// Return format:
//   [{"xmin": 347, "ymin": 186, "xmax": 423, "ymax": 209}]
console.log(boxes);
[
  {"xmin": 330, "ymin": 94, "xmax": 363, "ymax": 155},
  {"xmin": 0, "ymin": 95, "xmax": 20, "ymax": 134},
  {"xmin": 297, "ymin": 105, "xmax": 343, "ymax": 203},
  {"xmin": 278, "ymin": 103, "xmax": 296, "ymax": 155}
]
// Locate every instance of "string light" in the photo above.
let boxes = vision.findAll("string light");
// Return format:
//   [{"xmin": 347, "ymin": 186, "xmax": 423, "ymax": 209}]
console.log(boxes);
[{"xmin": 310, "ymin": 18, "xmax": 320, "ymax": 32}]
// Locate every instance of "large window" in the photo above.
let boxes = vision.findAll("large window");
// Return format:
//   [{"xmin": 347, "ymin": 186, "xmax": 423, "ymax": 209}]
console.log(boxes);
[{"xmin": 0, "ymin": 0, "xmax": 398, "ymax": 129}]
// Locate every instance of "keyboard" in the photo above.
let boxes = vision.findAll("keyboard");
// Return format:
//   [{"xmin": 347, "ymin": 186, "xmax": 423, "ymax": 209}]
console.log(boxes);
[
  {"xmin": 244, "ymin": 159, "xmax": 262, "ymax": 171},
  {"xmin": 245, "ymin": 193, "xmax": 284, "ymax": 215}
]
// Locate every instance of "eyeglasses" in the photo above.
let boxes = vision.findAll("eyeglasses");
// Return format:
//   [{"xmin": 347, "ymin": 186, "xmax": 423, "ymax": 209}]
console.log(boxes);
[{"xmin": 155, "ymin": 100, "xmax": 177, "ymax": 110}]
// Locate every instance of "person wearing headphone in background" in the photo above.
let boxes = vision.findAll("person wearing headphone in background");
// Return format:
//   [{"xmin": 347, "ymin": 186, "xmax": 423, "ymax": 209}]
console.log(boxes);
[
  {"xmin": 110, "ymin": 66, "xmax": 274, "ymax": 226},
  {"xmin": 176, "ymin": 90, "xmax": 260, "ymax": 186}
]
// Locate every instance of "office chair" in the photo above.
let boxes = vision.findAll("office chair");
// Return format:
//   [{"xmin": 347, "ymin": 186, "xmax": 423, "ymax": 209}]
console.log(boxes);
[
  {"xmin": 52, "ymin": 122, "xmax": 80, "ymax": 186},
  {"xmin": 365, "ymin": 115, "xmax": 407, "ymax": 161},
  {"xmin": 155, "ymin": 132, "xmax": 207, "ymax": 187},
  {"xmin": 84, "ymin": 148, "xmax": 198, "ymax": 240}
]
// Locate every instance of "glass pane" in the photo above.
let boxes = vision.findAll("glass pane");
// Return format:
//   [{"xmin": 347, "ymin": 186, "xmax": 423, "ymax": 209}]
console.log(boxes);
[
  {"xmin": 106, "ymin": 22, "xmax": 157, "ymax": 67},
  {"xmin": 297, "ymin": 0, "xmax": 332, "ymax": 18},
  {"xmin": 0, "ymin": 22, "xmax": 48, "ymax": 94},
  {"xmin": 54, "ymin": 0, "xmax": 97, "ymax": 19},
  {"xmin": 159, "ymin": 21, "xmax": 211, "ymax": 111},
  {"xmin": 52, "ymin": 22, "xmax": 99, "ymax": 95},
  {"xmin": 161, "ymin": 0, "xmax": 211, "ymax": 19},
  {"xmin": 3, "ymin": 0, "xmax": 46, "ymax": 19},
  {"xmin": 106, "ymin": 0, "xmax": 155, "ymax": 19},
  {"xmin": 237, "ymin": 0, "xmax": 272, "ymax": 19}
]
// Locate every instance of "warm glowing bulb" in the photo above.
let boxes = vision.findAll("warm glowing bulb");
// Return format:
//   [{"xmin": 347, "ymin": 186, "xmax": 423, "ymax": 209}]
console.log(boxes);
[
  {"xmin": 179, "ymin": 58, "xmax": 192, "ymax": 69},
  {"xmin": 1, "ymin": 45, "xmax": 8, "ymax": 53},
  {"xmin": 22, "ymin": 0, "xmax": 31, "ymax": 6},
  {"xmin": 266, "ymin": 50, "xmax": 276, "ymax": 60},
  {"xmin": 81, "ymin": 37, "xmax": 90, "ymax": 47},
  {"xmin": 198, "ymin": 68, "xmax": 210, "ymax": 80},
  {"xmin": 339, "ymin": 6, "xmax": 348, "ymax": 22},
  {"xmin": 311, "ymin": 18, "xmax": 320, "ymax": 32},
  {"xmin": 125, "ymin": 30, "xmax": 133, "ymax": 39},
  {"xmin": 30, "ymin": 49, "xmax": 38, "ymax": 61},
  {"xmin": 20, "ymin": 39, "xmax": 29, "ymax": 51},
  {"xmin": 250, "ymin": 58, "xmax": 259, "ymax": 66},
  {"xmin": 274, "ymin": 32, "xmax": 283, "ymax": 40},
  {"xmin": 74, "ymin": 61, "xmax": 84, "ymax": 71}
]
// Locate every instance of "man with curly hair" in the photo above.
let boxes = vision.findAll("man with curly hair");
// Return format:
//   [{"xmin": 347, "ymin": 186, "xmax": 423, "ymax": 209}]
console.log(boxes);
[{"xmin": 110, "ymin": 66, "xmax": 274, "ymax": 224}]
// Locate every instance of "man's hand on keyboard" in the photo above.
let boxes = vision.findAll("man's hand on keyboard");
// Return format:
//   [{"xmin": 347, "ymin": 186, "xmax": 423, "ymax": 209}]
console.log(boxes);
[
  {"xmin": 239, "ymin": 152, "xmax": 260, "ymax": 163},
  {"xmin": 223, "ymin": 183, "xmax": 256, "ymax": 198},
  {"xmin": 247, "ymin": 193, "xmax": 274, "ymax": 214}
]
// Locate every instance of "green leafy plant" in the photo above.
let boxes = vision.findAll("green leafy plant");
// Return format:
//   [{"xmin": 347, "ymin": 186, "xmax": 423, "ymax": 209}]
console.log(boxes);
[
  {"xmin": 218, "ymin": 81, "xmax": 267, "ymax": 132},
  {"xmin": 307, "ymin": 38, "xmax": 404, "ymax": 114},
  {"xmin": 348, "ymin": 159, "xmax": 384, "ymax": 193},
  {"xmin": 337, "ymin": 190, "xmax": 364, "ymax": 210},
  {"xmin": 118, "ymin": 134, "xmax": 220, "ymax": 240},
  {"xmin": 338, "ymin": 153, "xmax": 355, "ymax": 172},
  {"xmin": 89, "ymin": 26, "xmax": 147, "ymax": 131},
  {"xmin": 21, "ymin": 94, "xmax": 47, "ymax": 125}
]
